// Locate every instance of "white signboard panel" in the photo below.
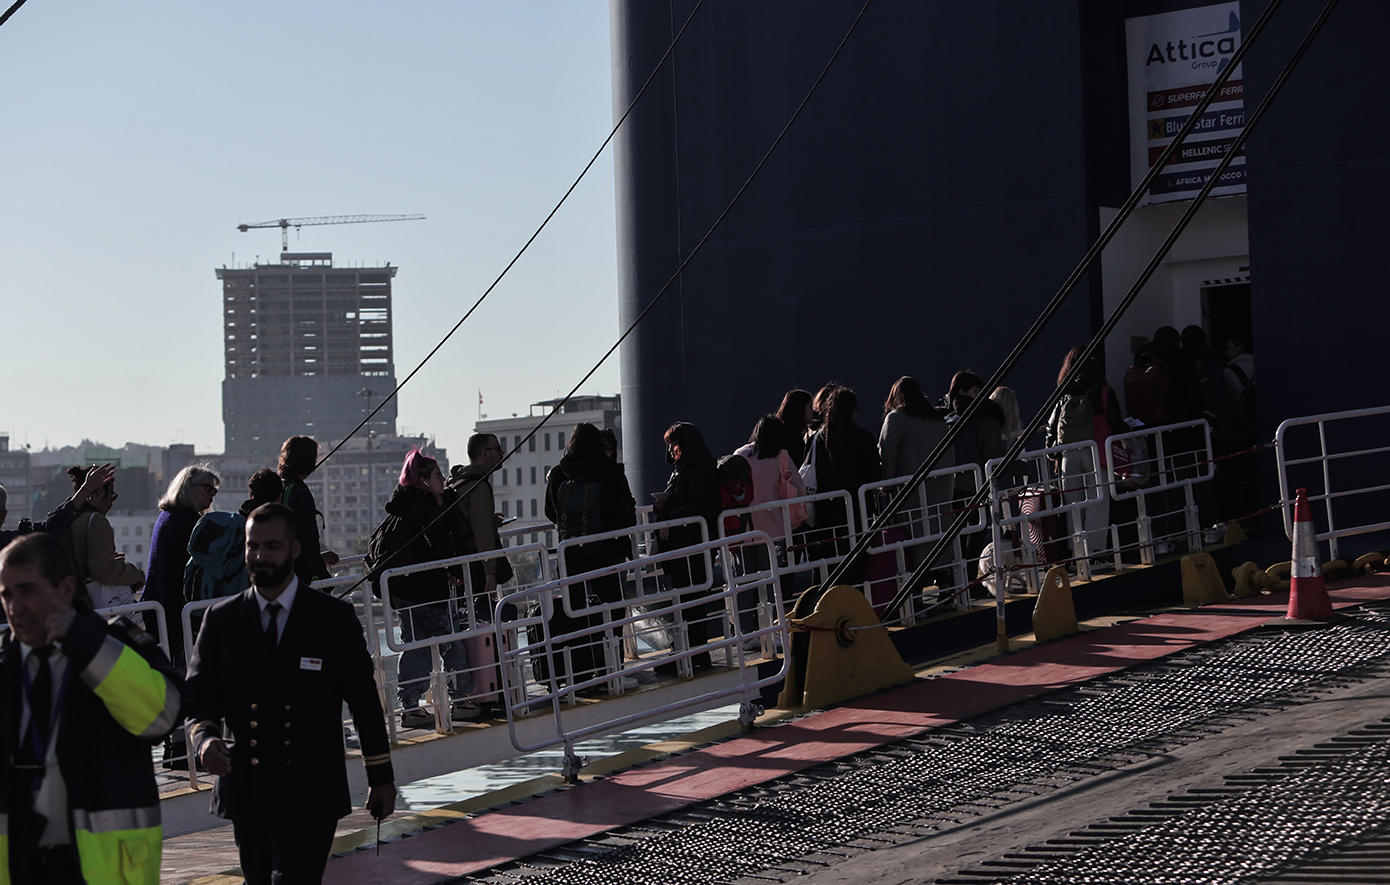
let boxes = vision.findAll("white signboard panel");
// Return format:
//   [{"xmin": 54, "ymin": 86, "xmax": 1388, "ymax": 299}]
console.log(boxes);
[{"xmin": 1126, "ymin": 2, "xmax": 1246, "ymax": 205}]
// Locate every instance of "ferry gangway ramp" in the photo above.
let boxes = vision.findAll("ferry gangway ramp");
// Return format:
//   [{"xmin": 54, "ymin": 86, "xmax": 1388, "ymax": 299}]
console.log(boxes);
[
  {"xmin": 130, "ymin": 404, "xmax": 1390, "ymax": 876},
  {"xmin": 291, "ymin": 578, "xmax": 1390, "ymax": 885}
]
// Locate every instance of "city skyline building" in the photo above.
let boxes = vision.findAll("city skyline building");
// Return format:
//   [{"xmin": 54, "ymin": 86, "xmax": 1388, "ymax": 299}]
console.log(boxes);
[
  {"xmin": 0, "ymin": 436, "xmax": 31, "ymax": 525},
  {"xmin": 217, "ymin": 251, "xmax": 399, "ymax": 465}
]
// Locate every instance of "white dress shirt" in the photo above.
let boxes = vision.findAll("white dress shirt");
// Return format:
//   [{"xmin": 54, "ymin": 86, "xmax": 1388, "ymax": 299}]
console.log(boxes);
[
  {"xmin": 254, "ymin": 576, "xmax": 299, "ymax": 644},
  {"xmin": 18, "ymin": 641, "xmax": 71, "ymax": 846}
]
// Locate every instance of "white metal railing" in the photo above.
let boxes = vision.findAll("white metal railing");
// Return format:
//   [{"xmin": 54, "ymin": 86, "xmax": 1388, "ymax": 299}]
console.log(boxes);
[
  {"xmin": 557, "ymin": 515, "xmax": 709, "ymax": 579},
  {"xmin": 1104, "ymin": 419, "xmax": 1215, "ymax": 564},
  {"xmin": 94, "ymin": 600, "xmax": 171, "ymax": 659},
  {"xmin": 497, "ymin": 531, "xmax": 788, "ymax": 773},
  {"xmin": 1276, "ymin": 405, "xmax": 1390, "ymax": 560},
  {"xmin": 146, "ymin": 410, "xmax": 1289, "ymax": 791},
  {"xmin": 717, "ymin": 488, "xmax": 858, "ymax": 589},
  {"xmin": 378, "ymin": 543, "xmax": 552, "ymax": 737},
  {"xmin": 987, "ymin": 439, "xmax": 1107, "ymax": 586},
  {"xmin": 857, "ymin": 464, "xmax": 985, "ymax": 619}
]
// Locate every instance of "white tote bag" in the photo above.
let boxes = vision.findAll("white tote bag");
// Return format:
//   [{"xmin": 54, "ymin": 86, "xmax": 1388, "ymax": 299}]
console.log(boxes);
[
  {"xmin": 82, "ymin": 514, "xmax": 138, "ymax": 610},
  {"xmin": 86, "ymin": 579, "xmax": 137, "ymax": 611},
  {"xmin": 798, "ymin": 431, "xmax": 821, "ymax": 528}
]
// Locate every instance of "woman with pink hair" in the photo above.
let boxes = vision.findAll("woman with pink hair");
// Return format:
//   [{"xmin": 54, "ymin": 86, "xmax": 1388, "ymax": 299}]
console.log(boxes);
[{"xmin": 379, "ymin": 449, "xmax": 479, "ymax": 728}]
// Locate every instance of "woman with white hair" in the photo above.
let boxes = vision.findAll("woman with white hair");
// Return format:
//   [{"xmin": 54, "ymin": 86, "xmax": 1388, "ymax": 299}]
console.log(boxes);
[
  {"xmin": 144, "ymin": 463, "xmax": 220, "ymax": 770},
  {"xmin": 144, "ymin": 464, "xmax": 220, "ymax": 667}
]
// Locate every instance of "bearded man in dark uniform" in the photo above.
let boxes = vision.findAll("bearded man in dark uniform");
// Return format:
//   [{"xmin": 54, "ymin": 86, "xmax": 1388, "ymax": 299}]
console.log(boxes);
[{"xmin": 185, "ymin": 503, "xmax": 395, "ymax": 885}]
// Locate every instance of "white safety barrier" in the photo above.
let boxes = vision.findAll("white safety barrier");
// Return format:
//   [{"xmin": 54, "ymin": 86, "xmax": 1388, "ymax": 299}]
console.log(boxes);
[
  {"xmin": 986, "ymin": 439, "xmax": 1107, "ymax": 586},
  {"xmin": 379, "ymin": 542, "xmax": 552, "ymax": 738},
  {"xmin": 1104, "ymin": 419, "xmax": 1215, "ymax": 563},
  {"xmin": 1276, "ymin": 405, "xmax": 1390, "ymax": 560},
  {"xmin": 94, "ymin": 600, "xmax": 171, "ymax": 659},
  {"xmin": 857, "ymin": 464, "xmax": 985, "ymax": 619},
  {"xmin": 557, "ymin": 514, "xmax": 709, "ymax": 580},
  {"xmin": 496, "ymin": 531, "xmax": 788, "ymax": 775},
  {"xmin": 717, "ymin": 488, "xmax": 858, "ymax": 589}
]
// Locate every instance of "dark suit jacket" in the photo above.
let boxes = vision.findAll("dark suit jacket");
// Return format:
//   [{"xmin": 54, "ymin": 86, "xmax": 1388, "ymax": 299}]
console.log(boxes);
[{"xmin": 185, "ymin": 584, "xmax": 393, "ymax": 824}]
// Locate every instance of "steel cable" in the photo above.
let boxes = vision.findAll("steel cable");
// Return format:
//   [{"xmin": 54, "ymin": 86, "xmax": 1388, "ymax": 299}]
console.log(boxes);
[
  {"xmin": 820, "ymin": 0, "xmax": 1290, "ymax": 598},
  {"xmin": 316, "ymin": 0, "xmax": 707, "ymax": 469},
  {"xmin": 334, "ymin": 0, "xmax": 877, "ymax": 598},
  {"xmin": 876, "ymin": 0, "xmax": 1340, "ymax": 618}
]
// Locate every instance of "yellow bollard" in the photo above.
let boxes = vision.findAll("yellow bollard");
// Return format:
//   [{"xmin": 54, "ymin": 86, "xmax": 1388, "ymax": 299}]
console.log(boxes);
[
  {"xmin": 1182, "ymin": 552, "xmax": 1229, "ymax": 606},
  {"xmin": 1033, "ymin": 566, "xmax": 1078, "ymax": 642},
  {"xmin": 777, "ymin": 585, "xmax": 915, "ymax": 711}
]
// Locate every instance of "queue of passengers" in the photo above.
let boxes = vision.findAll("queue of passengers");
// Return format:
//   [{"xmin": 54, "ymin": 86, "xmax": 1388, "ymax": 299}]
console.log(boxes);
[{"xmin": 0, "ymin": 326, "xmax": 1254, "ymax": 732}]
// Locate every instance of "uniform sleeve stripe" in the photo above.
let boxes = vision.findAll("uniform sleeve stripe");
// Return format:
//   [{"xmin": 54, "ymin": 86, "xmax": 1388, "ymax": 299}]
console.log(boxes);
[{"xmin": 363, "ymin": 753, "xmax": 392, "ymax": 765}]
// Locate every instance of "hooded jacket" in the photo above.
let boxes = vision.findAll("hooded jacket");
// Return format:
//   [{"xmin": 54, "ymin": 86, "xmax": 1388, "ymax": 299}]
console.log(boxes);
[
  {"xmin": 544, "ymin": 451, "xmax": 637, "ymax": 565},
  {"xmin": 378, "ymin": 484, "xmax": 458, "ymax": 605}
]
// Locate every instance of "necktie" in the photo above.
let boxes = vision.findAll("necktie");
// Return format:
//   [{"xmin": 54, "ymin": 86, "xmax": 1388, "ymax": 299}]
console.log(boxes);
[
  {"xmin": 265, "ymin": 602, "xmax": 283, "ymax": 650},
  {"xmin": 22, "ymin": 647, "xmax": 53, "ymax": 764}
]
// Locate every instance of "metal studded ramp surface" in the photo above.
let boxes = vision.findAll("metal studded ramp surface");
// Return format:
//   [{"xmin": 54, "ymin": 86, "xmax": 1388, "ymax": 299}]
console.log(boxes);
[{"xmin": 323, "ymin": 577, "xmax": 1390, "ymax": 885}]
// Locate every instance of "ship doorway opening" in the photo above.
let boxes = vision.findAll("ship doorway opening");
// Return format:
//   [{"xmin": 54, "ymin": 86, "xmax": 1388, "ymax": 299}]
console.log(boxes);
[
  {"xmin": 1202, "ymin": 279, "xmax": 1256, "ymax": 528},
  {"xmin": 1202, "ymin": 281, "xmax": 1252, "ymax": 356}
]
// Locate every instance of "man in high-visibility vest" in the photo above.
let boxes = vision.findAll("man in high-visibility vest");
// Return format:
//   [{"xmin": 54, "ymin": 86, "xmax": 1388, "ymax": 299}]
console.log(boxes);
[{"xmin": 0, "ymin": 531, "xmax": 183, "ymax": 885}]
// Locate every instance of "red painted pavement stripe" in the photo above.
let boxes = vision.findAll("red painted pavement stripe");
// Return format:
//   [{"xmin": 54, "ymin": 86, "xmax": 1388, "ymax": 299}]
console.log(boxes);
[{"xmin": 327, "ymin": 576, "xmax": 1390, "ymax": 884}]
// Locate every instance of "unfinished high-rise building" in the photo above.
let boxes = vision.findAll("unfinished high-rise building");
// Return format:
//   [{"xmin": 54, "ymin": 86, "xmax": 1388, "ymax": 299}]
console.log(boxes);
[{"xmin": 217, "ymin": 252, "xmax": 398, "ymax": 464}]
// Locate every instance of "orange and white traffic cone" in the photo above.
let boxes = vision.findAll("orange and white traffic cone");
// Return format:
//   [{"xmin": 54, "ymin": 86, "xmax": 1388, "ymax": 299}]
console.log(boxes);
[{"xmin": 1285, "ymin": 488, "xmax": 1334, "ymax": 620}]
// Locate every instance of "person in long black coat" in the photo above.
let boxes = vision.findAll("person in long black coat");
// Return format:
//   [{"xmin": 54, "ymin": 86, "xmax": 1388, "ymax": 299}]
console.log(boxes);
[
  {"xmin": 808, "ymin": 386, "xmax": 882, "ymax": 585},
  {"xmin": 186, "ymin": 503, "xmax": 395, "ymax": 885},
  {"xmin": 652, "ymin": 422, "xmax": 722, "ymax": 672},
  {"xmin": 543, "ymin": 422, "xmax": 636, "ymax": 687},
  {"xmin": 276, "ymin": 436, "xmax": 338, "ymax": 586},
  {"xmin": 380, "ymin": 451, "xmax": 474, "ymax": 722}
]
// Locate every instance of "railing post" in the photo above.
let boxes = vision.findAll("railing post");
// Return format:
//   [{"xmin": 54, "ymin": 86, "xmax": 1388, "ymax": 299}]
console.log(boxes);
[
  {"xmin": 1183, "ymin": 482, "xmax": 1201, "ymax": 552},
  {"xmin": 950, "ymin": 535, "xmax": 971, "ymax": 610},
  {"xmin": 429, "ymin": 643, "xmax": 449, "ymax": 733},
  {"xmin": 988, "ymin": 471, "xmax": 1007, "ymax": 605},
  {"xmin": 1136, "ymin": 492, "xmax": 1155, "ymax": 565}
]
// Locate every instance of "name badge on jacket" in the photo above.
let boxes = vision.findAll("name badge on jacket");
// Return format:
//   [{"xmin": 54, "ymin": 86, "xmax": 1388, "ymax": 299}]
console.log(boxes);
[{"xmin": 300, "ymin": 657, "xmax": 323, "ymax": 671}]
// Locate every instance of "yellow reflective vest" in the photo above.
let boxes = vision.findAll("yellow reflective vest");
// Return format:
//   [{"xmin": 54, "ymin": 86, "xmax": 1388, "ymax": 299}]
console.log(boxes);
[{"xmin": 0, "ymin": 612, "xmax": 182, "ymax": 884}]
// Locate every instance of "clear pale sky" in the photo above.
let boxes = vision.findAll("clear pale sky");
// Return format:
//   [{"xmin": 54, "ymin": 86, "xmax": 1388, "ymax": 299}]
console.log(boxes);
[{"xmin": 1, "ymin": 1, "xmax": 620, "ymax": 458}]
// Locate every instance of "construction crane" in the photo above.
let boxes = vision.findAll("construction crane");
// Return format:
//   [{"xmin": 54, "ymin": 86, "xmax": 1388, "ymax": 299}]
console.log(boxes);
[{"xmin": 236, "ymin": 214, "xmax": 426, "ymax": 253}]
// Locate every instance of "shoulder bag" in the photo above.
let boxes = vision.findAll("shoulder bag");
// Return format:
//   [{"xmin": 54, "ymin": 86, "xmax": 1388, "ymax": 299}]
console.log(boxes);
[{"xmin": 798, "ymin": 431, "xmax": 821, "ymax": 528}]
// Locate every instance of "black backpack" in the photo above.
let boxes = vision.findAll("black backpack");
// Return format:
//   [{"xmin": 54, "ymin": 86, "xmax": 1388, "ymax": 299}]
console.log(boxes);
[
  {"xmin": 556, "ymin": 477, "xmax": 604, "ymax": 538},
  {"xmin": 364, "ymin": 513, "xmax": 424, "ymax": 598}
]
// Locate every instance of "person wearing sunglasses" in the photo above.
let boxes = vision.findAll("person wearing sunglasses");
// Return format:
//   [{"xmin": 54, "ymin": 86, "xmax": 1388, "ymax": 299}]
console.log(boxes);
[{"xmin": 144, "ymin": 464, "xmax": 221, "ymax": 769}]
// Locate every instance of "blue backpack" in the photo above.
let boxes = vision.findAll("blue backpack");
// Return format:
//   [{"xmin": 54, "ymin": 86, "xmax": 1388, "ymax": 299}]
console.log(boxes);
[{"xmin": 184, "ymin": 511, "xmax": 251, "ymax": 601}]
